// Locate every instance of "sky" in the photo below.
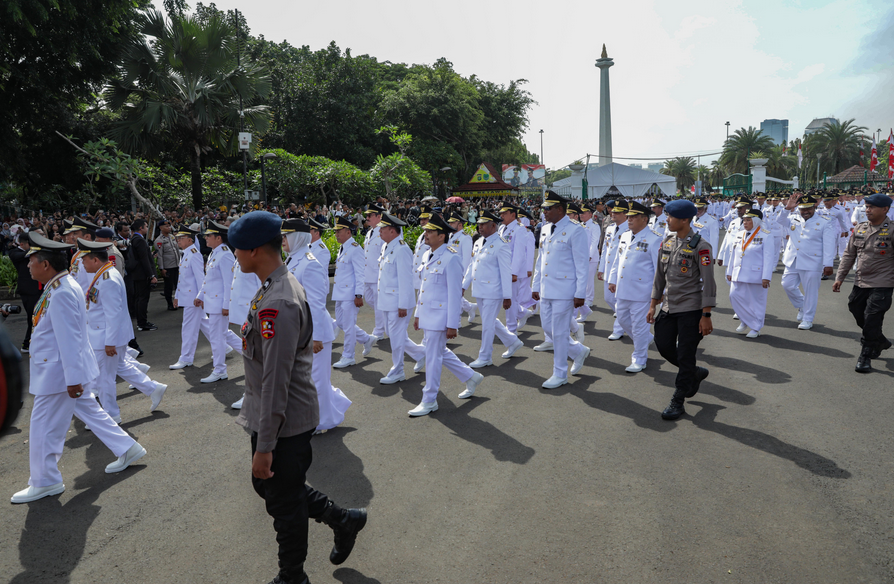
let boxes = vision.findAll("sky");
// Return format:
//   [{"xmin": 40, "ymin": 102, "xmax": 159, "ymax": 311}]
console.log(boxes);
[{"xmin": 191, "ymin": 0, "xmax": 893, "ymax": 172}]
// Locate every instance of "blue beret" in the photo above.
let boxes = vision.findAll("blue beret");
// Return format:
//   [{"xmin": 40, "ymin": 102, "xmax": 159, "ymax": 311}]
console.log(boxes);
[
  {"xmin": 865, "ymin": 194, "xmax": 893, "ymax": 208},
  {"xmin": 95, "ymin": 227, "xmax": 115, "ymax": 239},
  {"xmin": 665, "ymin": 199, "xmax": 697, "ymax": 219},
  {"xmin": 228, "ymin": 211, "xmax": 282, "ymax": 250}
]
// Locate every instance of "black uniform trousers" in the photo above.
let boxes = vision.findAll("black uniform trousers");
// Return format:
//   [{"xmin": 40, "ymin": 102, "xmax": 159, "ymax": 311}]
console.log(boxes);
[
  {"xmin": 20, "ymin": 293, "xmax": 39, "ymax": 347},
  {"xmin": 654, "ymin": 309, "xmax": 704, "ymax": 398},
  {"xmin": 162, "ymin": 267, "xmax": 179, "ymax": 308},
  {"xmin": 847, "ymin": 286, "xmax": 892, "ymax": 351},
  {"xmin": 251, "ymin": 430, "xmax": 331, "ymax": 580},
  {"xmin": 133, "ymin": 277, "xmax": 151, "ymax": 327}
]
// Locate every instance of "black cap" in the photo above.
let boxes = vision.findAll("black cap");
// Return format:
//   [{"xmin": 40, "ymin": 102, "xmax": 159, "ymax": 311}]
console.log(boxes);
[
  {"xmin": 626, "ymin": 201, "xmax": 651, "ymax": 216},
  {"xmin": 567, "ymin": 203, "xmax": 582, "ymax": 214},
  {"xmin": 26, "ymin": 232, "xmax": 74, "ymax": 257},
  {"xmin": 476, "ymin": 210, "xmax": 500, "ymax": 224},
  {"xmin": 499, "ymin": 203, "xmax": 518, "ymax": 214},
  {"xmin": 281, "ymin": 219, "xmax": 311, "ymax": 233},
  {"xmin": 418, "ymin": 205, "xmax": 433, "ymax": 219},
  {"xmin": 308, "ymin": 218, "xmax": 329, "ymax": 231},
  {"xmin": 797, "ymin": 195, "xmax": 818, "ymax": 208},
  {"xmin": 364, "ymin": 203, "xmax": 386, "ymax": 215},
  {"xmin": 379, "ymin": 213, "xmax": 407, "ymax": 228},
  {"xmin": 175, "ymin": 225, "xmax": 199, "ymax": 238},
  {"xmin": 694, "ymin": 197, "xmax": 709, "ymax": 207},
  {"xmin": 744, "ymin": 208, "xmax": 763, "ymax": 219},
  {"xmin": 64, "ymin": 217, "xmax": 99, "ymax": 235},
  {"xmin": 422, "ymin": 213, "xmax": 456, "ymax": 234},
  {"xmin": 77, "ymin": 238, "xmax": 113, "ymax": 252},
  {"xmin": 203, "ymin": 220, "xmax": 229, "ymax": 235},
  {"xmin": 333, "ymin": 216, "xmax": 354, "ymax": 230},
  {"xmin": 611, "ymin": 200, "xmax": 630, "ymax": 213},
  {"xmin": 541, "ymin": 190, "xmax": 567, "ymax": 208},
  {"xmin": 446, "ymin": 211, "xmax": 465, "ymax": 224}
]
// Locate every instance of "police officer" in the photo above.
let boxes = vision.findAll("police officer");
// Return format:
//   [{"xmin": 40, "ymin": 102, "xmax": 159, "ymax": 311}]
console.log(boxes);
[
  {"xmin": 776, "ymin": 193, "xmax": 837, "ymax": 330},
  {"xmin": 11, "ymin": 233, "xmax": 146, "ymax": 504},
  {"xmin": 332, "ymin": 216, "xmax": 375, "ymax": 369},
  {"xmin": 531, "ymin": 191, "xmax": 591, "ymax": 389},
  {"xmin": 377, "ymin": 213, "xmax": 425, "ymax": 384},
  {"xmin": 169, "ymin": 226, "xmax": 214, "ymax": 370},
  {"xmin": 153, "ymin": 219, "xmax": 181, "ymax": 310},
  {"xmin": 409, "ymin": 214, "xmax": 484, "ymax": 416},
  {"xmin": 833, "ymin": 193, "xmax": 894, "ymax": 373},
  {"xmin": 196, "ymin": 221, "xmax": 235, "ymax": 383},
  {"xmin": 462, "ymin": 210, "xmax": 523, "ymax": 367},
  {"xmin": 363, "ymin": 203, "xmax": 388, "ymax": 342},
  {"xmin": 648, "ymin": 200, "xmax": 716, "ymax": 420},
  {"xmin": 598, "ymin": 200, "xmax": 630, "ymax": 340},
  {"xmin": 607, "ymin": 201, "xmax": 662, "ymax": 372},
  {"xmin": 228, "ymin": 212, "xmax": 367, "ymax": 584}
]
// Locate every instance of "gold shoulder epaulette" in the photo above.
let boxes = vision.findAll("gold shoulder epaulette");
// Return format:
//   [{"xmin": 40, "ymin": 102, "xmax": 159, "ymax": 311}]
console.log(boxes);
[
  {"xmin": 102, "ymin": 271, "xmax": 110, "ymax": 280},
  {"xmin": 191, "ymin": 248, "xmax": 198, "ymax": 253},
  {"xmin": 306, "ymin": 252, "xmax": 316, "ymax": 261},
  {"xmin": 500, "ymin": 236, "xmax": 508, "ymax": 243},
  {"xmin": 569, "ymin": 218, "xmax": 581, "ymax": 225},
  {"xmin": 351, "ymin": 241, "xmax": 359, "ymax": 247},
  {"xmin": 447, "ymin": 246, "xmax": 457, "ymax": 253},
  {"xmin": 51, "ymin": 280, "xmax": 61, "ymax": 289},
  {"xmin": 399, "ymin": 240, "xmax": 406, "ymax": 245},
  {"xmin": 221, "ymin": 245, "xmax": 228, "ymax": 251}
]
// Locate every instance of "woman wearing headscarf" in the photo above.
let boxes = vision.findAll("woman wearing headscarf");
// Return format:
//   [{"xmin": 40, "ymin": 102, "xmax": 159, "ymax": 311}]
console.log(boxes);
[
  {"xmin": 726, "ymin": 208, "xmax": 776, "ymax": 338},
  {"xmin": 283, "ymin": 218, "xmax": 351, "ymax": 432}
]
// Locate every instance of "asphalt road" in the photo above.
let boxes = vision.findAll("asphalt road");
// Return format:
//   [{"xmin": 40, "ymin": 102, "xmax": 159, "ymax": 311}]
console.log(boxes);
[{"xmin": 1, "ymin": 260, "xmax": 892, "ymax": 584}]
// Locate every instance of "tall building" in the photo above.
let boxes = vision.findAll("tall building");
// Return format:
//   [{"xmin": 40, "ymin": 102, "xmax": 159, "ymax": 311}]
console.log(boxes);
[
  {"xmin": 760, "ymin": 119, "xmax": 789, "ymax": 145},
  {"xmin": 628, "ymin": 163, "xmax": 642, "ymax": 169},
  {"xmin": 805, "ymin": 117, "xmax": 839, "ymax": 136},
  {"xmin": 647, "ymin": 163, "xmax": 663, "ymax": 174}
]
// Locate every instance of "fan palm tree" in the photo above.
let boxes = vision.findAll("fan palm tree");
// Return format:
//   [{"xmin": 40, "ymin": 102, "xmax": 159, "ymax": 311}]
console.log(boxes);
[
  {"xmin": 106, "ymin": 9, "xmax": 271, "ymax": 209},
  {"xmin": 811, "ymin": 118, "xmax": 869, "ymax": 175},
  {"xmin": 720, "ymin": 127, "xmax": 775, "ymax": 174},
  {"xmin": 661, "ymin": 157, "xmax": 696, "ymax": 193}
]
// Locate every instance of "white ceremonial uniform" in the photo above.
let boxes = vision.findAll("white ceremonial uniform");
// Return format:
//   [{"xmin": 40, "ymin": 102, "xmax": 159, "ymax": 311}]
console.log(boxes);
[
  {"xmin": 333, "ymin": 239, "xmax": 371, "ymax": 360},
  {"xmin": 288, "ymin": 248, "xmax": 351, "ymax": 431},
  {"xmin": 598, "ymin": 220, "xmax": 629, "ymax": 337},
  {"xmin": 462, "ymin": 232, "xmax": 519, "ymax": 361},
  {"xmin": 519, "ymin": 225, "xmax": 538, "ymax": 311},
  {"xmin": 649, "ymin": 212, "xmax": 672, "ymax": 237},
  {"xmin": 226, "ymin": 260, "xmax": 262, "ymax": 352},
  {"xmin": 762, "ymin": 205, "xmax": 785, "ymax": 258},
  {"xmin": 776, "ymin": 209, "xmax": 837, "ymax": 325},
  {"xmin": 607, "ymin": 228, "xmax": 662, "ymax": 366},
  {"xmin": 727, "ymin": 226, "xmax": 776, "ymax": 332},
  {"xmin": 448, "ymin": 229, "xmax": 475, "ymax": 315},
  {"xmin": 311, "ymin": 237, "xmax": 338, "ymax": 335},
  {"xmin": 499, "ymin": 220, "xmax": 527, "ymax": 333},
  {"xmin": 68, "ymin": 251, "xmax": 91, "ymax": 293},
  {"xmin": 531, "ymin": 216, "xmax": 590, "ymax": 380},
  {"xmin": 817, "ymin": 204, "xmax": 851, "ymax": 258},
  {"xmin": 378, "ymin": 238, "xmax": 424, "ymax": 378},
  {"xmin": 415, "ymin": 244, "xmax": 475, "ymax": 403},
  {"xmin": 27, "ymin": 272, "xmax": 136, "ymax": 488},
  {"xmin": 718, "ymin": 216, "xmax": 744, "ymax": 269},
  {"xmin": 412, "ymin": 234, "xmax": 430, "ymax": 293},
  {"xmin": 175, "ymin": 245, "xmax": 213, "ymax": 364},
  {"xmin": 197, "ymin": 243, "xmax": 234, "ymax": 376},
  {"xmin": 363, "ymin": 225, "xmax": 386, "ymax": 338},
  {"xmin": 692, "ymin": 213, "xmax": 720, "ymax": 259},
  {"xmin": 581, "ymin": 218, "xmax": 602, "ymax": 315},
  {"xmin": 852, "ymin": 203, "xmax": 867, "ymax": 225}
]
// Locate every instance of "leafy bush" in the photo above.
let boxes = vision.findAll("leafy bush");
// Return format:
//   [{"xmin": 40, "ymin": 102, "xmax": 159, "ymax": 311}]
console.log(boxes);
[{"xmin": 0, "ymin": 256, "xmax": 18, "ymax": 294}]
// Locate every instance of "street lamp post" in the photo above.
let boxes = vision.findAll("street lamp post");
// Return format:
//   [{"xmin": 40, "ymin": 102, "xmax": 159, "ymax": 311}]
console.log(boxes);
[
  {"xmin": 725, "ymin": 121, "xmax": 730, "ymax": 142},
  {"xmin": 816, "ymin": 153, "xmax": 822, "ymax": 187},
  {"xmin": 539, "ymin": 129, "xmax": 545, "ymax": 196},
  {"xmin": 260, "ymin": 152, "xmax": 277, "ymax": 206}
]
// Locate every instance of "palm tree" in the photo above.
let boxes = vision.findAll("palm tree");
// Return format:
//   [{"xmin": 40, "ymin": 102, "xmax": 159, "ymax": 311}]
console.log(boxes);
[
  {"xmin": 811, "ymin": 118, "xmax": 869, "ymax": 175},
  {"xmin": 106, "ymin": 9, "xmax": 271, "ymax": 209},
  {"xmin": 764, "ymin": 145, "xmax": 797, "ymax": 181},
  {"xmin": 661, "ymin": 157, "xmax": 696, "ymax": 193},
  {"xmin": 720, "ymin": 127, "xmax": 775, "ymax": 174},
  {"xmin": 709, "ymin": 160, "xmax": 726, "ymax": 187}
]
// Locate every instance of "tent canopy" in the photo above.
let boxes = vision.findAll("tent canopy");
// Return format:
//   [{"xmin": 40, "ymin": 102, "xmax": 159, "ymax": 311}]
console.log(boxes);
[{"xmin": 553, "ymin": 163, "xmax": 677, "ymax": 199}]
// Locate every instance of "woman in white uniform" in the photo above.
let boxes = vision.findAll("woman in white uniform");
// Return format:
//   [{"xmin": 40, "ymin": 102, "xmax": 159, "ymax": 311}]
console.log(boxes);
[{"xmin": 726, "ymin": 209, "xmax": 776, "ymax": 338}]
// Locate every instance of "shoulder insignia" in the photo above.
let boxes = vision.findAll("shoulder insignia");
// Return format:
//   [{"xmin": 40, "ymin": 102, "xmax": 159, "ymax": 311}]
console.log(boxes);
[
  {"xmin": 447, "ymin": 246, "xmax": 457, "ymax": 253},
  {"xmin": 399, "ymin": 240, "xmax": 406, "ymax": 245},
  {"xmin": 821, "ymin": 216, "xmax": 831, "ymax": 221},
  {"xmin": 761, "ymin": 227, "xmax": 771, "ymax": 234},
  {"xmin": 351, "ymin": 241, "xmax": 359, "ymax": 247},
  {"xmin": 51, "ymin": 280, "xmax": 61, "ymax": 289},
  {"xmin": 191, "ymin": 248, "xmax": 198, "ymax": 253},
  {"xmin": 569, "ymin": 218, "xmax": 581, "ymax": 225},
  {"xmin": 500, "ymin": 236, "xmax": 509, "ymax": 243},
  {"xmin": 306, "ymin": 252, "xmax": 316, "ymax": 261},
  {"xmin": 222, "ymin": 245, "xmax": 228, "ymax": 251},
  {"xmin": 102, "ymin": 271, "xmax": 110, "ymax": 280}
]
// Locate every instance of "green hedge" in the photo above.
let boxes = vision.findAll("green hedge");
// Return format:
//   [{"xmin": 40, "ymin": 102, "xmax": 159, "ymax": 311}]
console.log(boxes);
[{"xmin": 0, "ymin": 256, "xmax": 17, "ymax": 294}]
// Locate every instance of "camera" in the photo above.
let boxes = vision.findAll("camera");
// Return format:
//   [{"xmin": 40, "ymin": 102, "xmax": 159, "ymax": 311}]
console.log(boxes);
[{"xmin": 1, "ymin": 305, "xmax": 22, "ymax": 315}]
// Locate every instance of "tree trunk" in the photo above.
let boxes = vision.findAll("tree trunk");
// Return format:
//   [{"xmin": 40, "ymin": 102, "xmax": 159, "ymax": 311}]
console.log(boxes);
[{"xmin": 190, "ymin": 144, "xmax": 203, "ymax": 210}]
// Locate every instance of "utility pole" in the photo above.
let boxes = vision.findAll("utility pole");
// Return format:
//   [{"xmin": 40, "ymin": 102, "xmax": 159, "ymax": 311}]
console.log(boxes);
[{"xmin": 236, "ymin": 10, "xmax": 248, "ymax": 196}]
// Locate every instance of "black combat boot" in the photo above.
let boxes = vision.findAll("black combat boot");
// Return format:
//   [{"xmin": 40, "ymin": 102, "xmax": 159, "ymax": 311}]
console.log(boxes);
[
  {"xmin": 687, "ymin": 367, "xmax": 709, "ymax": 398},
  {"xmin": 661, "ymin": 390, "xmax": 686, "ymax": 420},
  {"xmin": 317, "ymin": 502, "xmax": 368, "ymax": 565},
  {"xmin": 869, "ymin": 338, "xmax": 892, "ymax": 359},
  {"xmin": 267, "ymin": 567, "xmax": 309, "ymax": 584},
  {"xmin": 856, "ymin": 347, "xmax": 872, "ymax": 373}
]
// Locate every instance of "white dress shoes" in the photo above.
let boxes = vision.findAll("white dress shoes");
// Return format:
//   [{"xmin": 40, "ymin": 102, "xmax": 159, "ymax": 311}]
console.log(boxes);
[
  {"xmin": 469, "ymin": 358, "xmax": 493, "ymax": 369},
  {"xmin": 408, "ymin": 401, "xmax": 438, "ymax": 416},
  {"xmin": 169, "ymin": 360, "xmax": 193, "ymax": 370},
  {"xmin": 533, "ymin": 341, "xmax": 554, "ymax": 352},
  {"xmin": 362, "ymin": 336, "xmax": 375, "ymax": 356},
  {"xmin": 746, "ymin": 329, "xmax": 761, "ymax": 338},
  {"xmin": 459, "ymin": 372, "xmax": 484, "ymax": 399},
  {"xmin": 607, "ymin": 332, "xmax": 624, "ymax": 341},
  {"xmin": 733, "ymin": 312, "xmax": 740, "ymax": 320},
  {"xmin": 625, "ymin": 362, "xmax": 646, "ymax": 373},
  {"xmin": 150, "ymin": 383, "xmax": 167, "ymax": 412},
  {"xmin": 570, "ymin": 347, "xmax": 590, "ymax": 376},
  {"xmin": 413, "ymin": 356, "xmax": 426, "ymax": 373},
  {"xmin": 105, "ymin": 442, "xmax": 147, "ymax": 474},
  {"xmin": 798, "ymin": 321, "xmax": 813, "ymax": 330},
  {"xmin": 333, "ymin": 358, "xmax": 356, "ymax": 369},
  {"xmin": 136, "ymin": 362, "xmax": 151, "ymax": 373},
  {"xmin": 501, "ymin": 339, "xmax": 524, "ymax": 359},
  {"xmin": 467, "ymin": 303, "xmax": 477, "ymax": 324},
  {"xmin": 736, "ymin": 323, "xmax": 748, "ymax": 334},
  {"xmin": 200, "ymin": 372, "xmax": 228, "ymax": 383},
  {"xmin": 796, "ymin": 308, "xmax": 804, "ymax": 322},
  {"xmin": 11, "ymin": 483, "xmax": 65, "ymax": 504},
  {"xmin": 231, "ymin": 395, "xmax": 244, "ymax": 409},
  {"xmin": 380, "ymin": 373, "xmax": 406, "ymax": 384},
  {"xmin": 542, "ymin": 375, "xmax": 568, "ymax": 389},
  {"xmin": 573, "ymin": 327, "xmax": 585, "ymax": 343}
]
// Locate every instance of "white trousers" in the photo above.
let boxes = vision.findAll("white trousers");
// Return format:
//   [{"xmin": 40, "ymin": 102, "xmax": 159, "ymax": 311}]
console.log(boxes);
[
  {"xmin": 461, "ymin": 294, "xmax": 474, "ymax": 315},
  {"xmin": 541, "ymin": 299, "xmax": 587, "ymax": 379},
  {"xmin": 226, "ymin": 328, "xmax": 242, "ymax": 352},
  {"xmin": 312, "ymin": 341, "xmax": 352, "ymax": 430},
  {"xmin": 364, "ymin": 282, "xmax": 386, "ymax": 338},
  {"xmin": 335, "ymin": 300, "xmax": 370, "ymax": 359},
  {"xmin": 178, "ymin": 305, "xmax": 213, "ymax": 363},
  {"xmin": 382, "ymin": 310, "xmax": 424, "ymax": 378},
  {"xmin": 206, "ymin": 313, "xmax": 229, "ymax": 376},
  {"xmin": 585, "ymin": 261, "xmax": 599, "ymax": 305},
  {"xmin": 729, "ymin": 281, "xmax": 769, "ymax": 332},
  {"xmin": 95, "ymin": 346, "xmax": 146, "ymax": 419},
  {"xmin": 475, "ymin": 297, "xmax": 519, "ymax": 361},
  {"xmin": 781, "ymin": 268, "xmax": 821, "ymax": 323},
  {"xmin": 602, "ymin": 281, "xmax": 625, "ymax": 336},
  {"xmin": 117, "ymin": 353, "xmax": 155, "ymax": 394},
  {"xmin": 505, "ymin": 280, "xmax": 522, "ymax": 333},
  {"xmin": 615, "ymin": 299, "xmax": 653, "ymax": 365},
  {"xmin": 421, "ymin": 329, "xmax": 475, "ymax": 403},
  {"xmin": 515, "ymin": 275, "xmax": 532, "ymax": 313},
  {"xmin": 29, "ymin": 390, "xmax": 135, "ymax": 487}
]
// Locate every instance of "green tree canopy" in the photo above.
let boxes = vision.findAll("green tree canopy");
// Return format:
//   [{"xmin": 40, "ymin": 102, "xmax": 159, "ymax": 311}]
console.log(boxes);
[
  {"xmin": 720, "ymin": 127, "xmax": 776, "ymax": 174},
  {"xmin": 661, "ymin": 157, "xmax": 697, "ymax": 192}
]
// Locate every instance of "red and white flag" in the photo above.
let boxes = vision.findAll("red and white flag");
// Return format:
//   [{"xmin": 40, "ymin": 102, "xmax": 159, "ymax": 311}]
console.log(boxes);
[
  {"xmin": 797, "ymin": 143, "xmax": 803, "ymax": 169},
  {"xmin": 889, "ymin": 130, "xmax": 894, "ymax": 180},
  {"xmin": 870, "ymin": 137, "xmax": 878, "ymax": 172}
]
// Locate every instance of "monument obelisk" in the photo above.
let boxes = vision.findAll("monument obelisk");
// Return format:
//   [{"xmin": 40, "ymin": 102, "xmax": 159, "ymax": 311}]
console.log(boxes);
[{"xmin": 595, "ymin": 44, "xmax": 614, "ymax": 167}]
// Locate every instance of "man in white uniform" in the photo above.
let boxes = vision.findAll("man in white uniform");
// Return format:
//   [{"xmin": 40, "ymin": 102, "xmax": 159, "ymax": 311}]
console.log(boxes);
[
  {"xmin": 447, "ymin": 211, "xmax": 477, "ymax": 323},
  {"xmin": 195, "ymin": 221, "xmax": 234, "ymax": 383},
  {"xmin": 227, "ymin": 257, "xmax": 262, "ymax": 410},
  {"xmin": 170, "ymin": 226, "xmax": 215, "ymax": 370},
  {"xmin": 498, "ymin": 204, "xmax": 527, "ymax": 334},
  {"xmin": 816, "ymin": 191, "xmax": 852, "ymax": 268},
  {"xmin": 648, "ymin": 200, "xmax": 671, "ymax": 237},
  {"xmin": 577, "ymin": 202, "xmax": 601, "ymax": 323},
  {"xmin": 363, "ymin": 203, "xmax": 387, "ymax": 341},
  {"xmin": 332, "ymin": 216, "xmax": 374, "ymax": 369},
  {"xmin": 692, "ymin": 197, "xmax": 720, "ymax": 257},
  {"xmin": 598, "ymin": 200, "xmax": 630, "ymax": 340}
]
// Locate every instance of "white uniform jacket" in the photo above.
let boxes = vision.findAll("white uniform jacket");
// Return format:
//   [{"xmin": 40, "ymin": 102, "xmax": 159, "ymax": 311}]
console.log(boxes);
[
  {"xmin": 287, "ymin": 249, "xmax": 334, "ymax": 343},
  {"xmin": 585, "ymin": 219, "xmax": 602, "ymax": 266},
  {"xmin": 598, "ymin": 221, "xmax": 629, "ymax": 274},
  {"xmin": 332, "ymin": 240, "xmax": 366, "ymax": 301},
  {"xmin": 719, "ymin": 217, "xmax": 743, "ymax": 265},
  {"xmin": 607, "ymin": 228, "xmax": 662, "ymax": 301},
  {"xmin": 377, "ymin": 239, "xmax": 414, "ymax": 312},
  {"xmin": 363, "ymin": 225, "xmax": 384, "ymax": 284},
  {"xmin": 776, "ymin": 209, "xmax": 837, "ymax": 271},
  {"xmin": 69, "ymin": 252, "xmax": 91, "ymax": 293},
  {"xmin": 229, "ymin": 261, "xmax": 262, "ymax": 325},
  {"xmin": 412, "ymin": 235, "xmax": 430, "ymax": 291},
  {"xmin": 649, "ymin": 213, "xmax": 671, "ymax": 237},
  {"xmin": 198, "ymin": 244, "xmax": 235, "ymax": 313},
  {"xmin": 726, "ymin": 227, "xmax": 776, "ymax": 283},
  {"xmin": 532, "ymin": 215, "xmax": 590, "ymax": 300},
  {"xmin": 310, "ymin": 239, "xmax": 331, "ymax": 270},
  {"xmin": 462, "ymin": 233, "xmax": 512, "ymax": 300},
  {"xmin": 817, "ymin": 205, "xmax": 851, "ymax": 235},
  {"xmin": 692, "ymin": 213, "xmax": 720, "ymax": 257},
  {"xmin": 499, "ymin": 221, "xmax": 527, "ymax": 277},
  {"xmin": 175, "ymin": 246, "xmax": 205, "ymax": 305},
  {"xmin": 85, "ymin": 267, "xmax": 133, "ymax": 350},
  {"xmin": 522, "ymin": 227, "xmax": 536, "ymax": 275},
  {"xmin": 448, "ymin": 230, "xmax": 473, "ymax": 274},
  {"xmin": 415, "ymin": 245, "xmax": 463, "ymax": 331},
  {"xmin": 29, "ymin": 273, "xmax": 99, "ymax": 395}
]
